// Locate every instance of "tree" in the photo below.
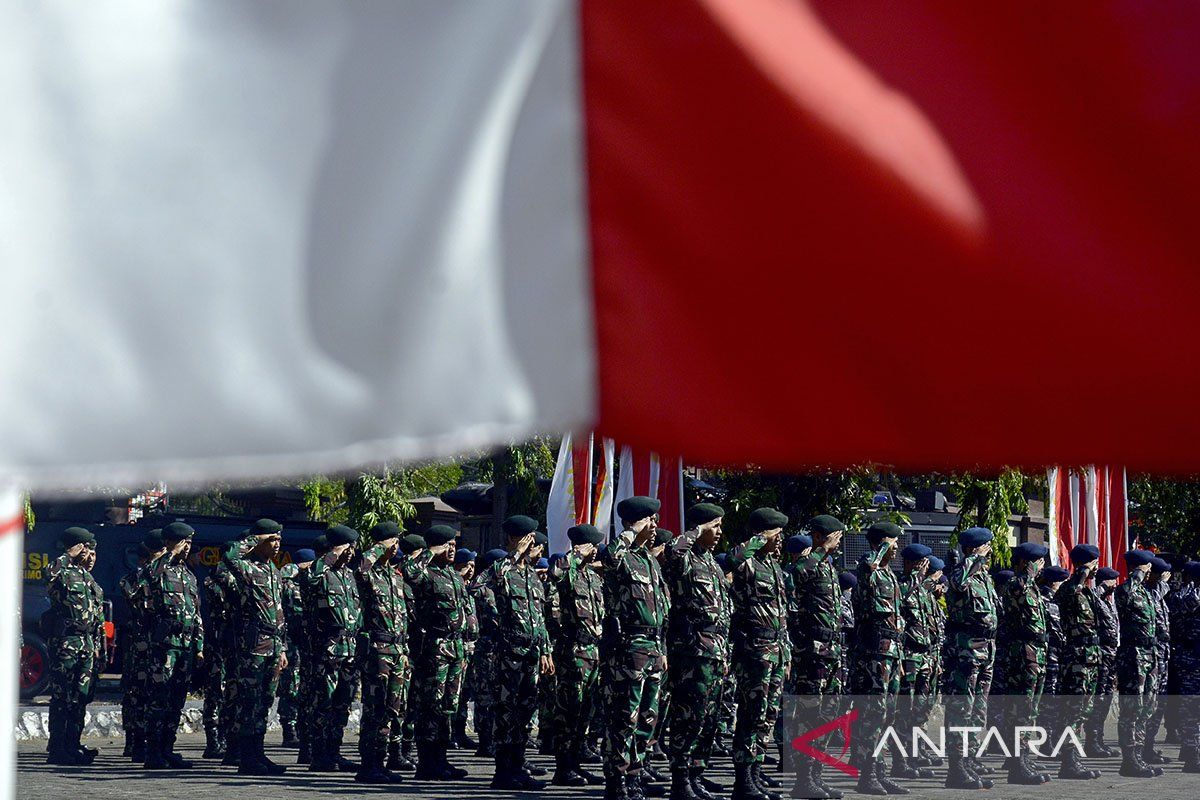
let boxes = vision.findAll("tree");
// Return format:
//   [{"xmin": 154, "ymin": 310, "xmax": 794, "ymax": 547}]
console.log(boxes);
[
  {"xmin": 948, "ymin": 469, "xmax": 1029, "ymax": 568},
  {"xmin": 1128, "ymin": 473, "xmax": 1200, "ymax": 555},
  {"xmin": 301, "ymin": 460, "xmax": 465, "ymax": 533}
]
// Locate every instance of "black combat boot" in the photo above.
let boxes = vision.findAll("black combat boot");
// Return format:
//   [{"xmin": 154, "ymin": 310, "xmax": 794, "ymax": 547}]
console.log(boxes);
[
  {"xmin": 640, "ymin": 770, "xmax": 668, "ymax": 797},
  {"xmin": 297, "ymin": 738, "xmax": 310, "ymax": 765},
  {"xmin": 452, "ymin": 717, "xmax": 478, "ymax": 750},
  {"xmin": 943, "ymin": 755, "xmax": 985, "ymax": 790},
  {"xmin": 331, "ymin": 730, "xmax": 357, "ymax": 772},
  {"xmin": 130, "ymin": 732, "xmax": 146, "ymax": 763},
  {"xmin": 355, "ymin": 745, "xmax": 401, "ymax": 784},
  {"xmin": 689, "ymin": 766, "xmax": 720, "ymax": 800},
  {"xmin": 888, "ymin": 749, "xmax": 928, "ymax": 779},
  {"xmin": 439, "ymin": 742, "xmax": 469, "ymax": 780},
  {"xmin": 852, "ymin": 759, "xmax": 888, "ymax": 796},
  {"xmin": 1142, "ymin": 741, "xmax": 1171, "ymax": 765},
  {"xmin": 1007, "ymin": 751, "xmax": 1046, "ymax": 785},
  {"xmin": 873, "ymin": 761, "xmax": 909, "ymax": 795},
  {"xmin": 221, "ymin": 732, "xmax": 242, "ymax": 767},
  {"xmin": 202, "ymin": 725, "xmax": 224, "ymax": 759},
  {"xmin": 786, "ymin": 756, "xmax": 825, "ymax": 799},
  {"xmin": 281, "ymin": 721, "xmax": 299, "ymax": 749},
  {"xmin": 1181, "ymin": 744, "xmax": 1200, "ymax": 773},
  {"xmin": 751, "ymin": 762, "xmax": 783, "ymax": 800},
  {"xmin": 123, "ymin": 735, "xmax": 135, "ymax": 758},
  {"xmin": 1057, "ymin": 748, "xmax": 1099, "ymax": 779},
  {"xmin": 669, "ymin": 767, "xmax": 698, "ymax": 800},
  {"xmin": 606, "ymin": 773, "xmax": 630, "ymax": 800},
  {"xmin": 811, "ymin": 762, "xmax": 842, "ymax": 799},
  {"xmin": 142, "ymin": 726, "xmax": 169, "ymax": 771},
  {"xmin": 414, "ymin": 741, "xmax": 442, "ymax": 779},
  {"xmin": 309, "ymin": 737, "xmax": 339, "ymax": 772},
  {"xmin": 553, "ymin": 752, "xmax": 588, "ymax": 786},
  {"xmin": 576, "ymin": 748, "xmax": 605, "ymax": 784},
  {"xmin": 733, "ymin": 763, "xmax": 770, "ymax": 800},
  {"xmin": 1119, "ymin": 745, "xmax": 1161, "ymax": 777}
]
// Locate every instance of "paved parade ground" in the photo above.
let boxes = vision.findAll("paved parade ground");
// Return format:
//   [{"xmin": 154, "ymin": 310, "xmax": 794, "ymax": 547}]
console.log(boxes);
[{"xmin": 15, "ymin": 732, "xmax": 1200, "ymax": 800}]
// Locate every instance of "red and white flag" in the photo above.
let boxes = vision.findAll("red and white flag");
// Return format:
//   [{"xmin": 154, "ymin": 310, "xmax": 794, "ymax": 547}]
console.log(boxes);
[
  {"xmin": 612, "ymin": 447, "xmax": 684, "ymax": 537},
  {"xmin": 1047, "ymin": 466, "xmax": 1129, "ymax": 575}
]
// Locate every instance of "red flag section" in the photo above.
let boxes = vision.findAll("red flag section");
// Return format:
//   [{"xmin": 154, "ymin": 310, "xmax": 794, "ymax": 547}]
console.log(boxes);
[{"xmin": 583, "ymin": 0, "xmax": 1200, "ymax": 471}]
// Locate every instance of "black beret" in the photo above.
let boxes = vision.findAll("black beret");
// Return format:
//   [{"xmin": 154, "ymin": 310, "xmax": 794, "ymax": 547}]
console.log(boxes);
[
  {"xmin": 1069, "ymin": 543, "xmax": 1100, "ymax": 565},
  {"xmin": 568, "ymin": 524, "xmax": 604, "ymax": 545},
  {"xmin": 901, "ymin": 543, "xmax": 932, "ymax": 561},
  {"xmin": 1151, "ymin": 557, "xmax": 1172, "ymax": 573},
  {"xmin": 59, "ymin": 526, "xmax": 95, "ymax": 548},
  {"xmin": 959, "ymin": 527, "xmax": 993, "ymax": 549},
  {"xmin": 1123, "ymin": 548, "xmax": 1154, "ymax": 567},
  {"xmin": 369, "ymin": 521, "xmax": 403, "ymax": 542},
  {"xmin": 398, "ymin": 533, "xmax": 426, "ymax": 554},
  {"xmin": 866, "ymin": 521, "xmax": 903, "ymax": 542},
  {"xmin": 1095, "ymin": 567, "xmax": 1120, "ymax": 581},
  {"xmin": 807, "ymin": 515, "xmax": 846, "ymax": 535},
  {"xmin": 617, "ymin": 496, "xmax": 661, "ymax": 524},
  {"xmin": 502, "ymin": 515, "xmax": 539, "ymax": 537},
  {"xmin": 839, "ymin": 571, "xmax": 858, "ymax": 590},
  {"xmin": 654, "ymin": 529, "xmax": 674, "ymax": 546},
  {"xmin": 249, "ymin": 518, "xmax": 282, "ymax": 536},
  {"xmin": 747, "ymin": 507, "xmax": 789, "ymax": 533},
  {"xmin": 1185, "ymin": 562, "xmax": 1200, "ymax": 579},
  {"xmin": 686, "ymin": 503, "xmax": 725, "ymax": 528},
  {"xmin": 786, "ymin": 534, "xmax": 813, "ymax": 554},
  {"xmin": 325, "ymin": 524, "xmax": 359, "ymax": 546},
  {"xmin": 141, "ymin": 529, "xmax": 164, "ymax": 552},
  {"xmin": 313, "ymin": 534, "xmax": 330, "ymax": 555},
  {"xmin": 927, "ymin": 555, "xmax": 945, "ymax": 573},
  {"xmin": 533, "ymin": 532, "xmax": 549, "ymax": 548},
  {"xmin": 1012, "ymin": 542, "xmax": 1050, "ymax": 562},
  {"xmin": 1040, "ymin": 565, "xmax": 1070, "ymax": 582},
  {"xmin": 426, "ymin": 524, "xmax": 458, "ymax": 546},
  {"xmin": 162, "ymin": 522, "xmax": 195, "ymax": 542}
]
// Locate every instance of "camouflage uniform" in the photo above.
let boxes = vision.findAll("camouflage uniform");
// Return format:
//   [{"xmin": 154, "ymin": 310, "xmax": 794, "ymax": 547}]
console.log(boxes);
[
  {"xmin": 308, "ymin": 551, "xmax": 363, "ymax": 766},
  {"xmin": 944, "ymin": 548, "xmax": 997, "ymax": 768},
  {"xmin": 553, "ymin": 553, "xmax": 605, "ymax": 769},
  {"xmin": 1116, "ymin": 570, "xmax": 1158, "ymax": 750},
  {"xmin": 279, "ymin": 563, "xmax": 308, "ymax": 752},
  {"xmin": 1087, "ymin": 584, "xmax": 1120, "ymax": 751},
  {"xmin": 1055, "ymin": 567, "xmax": 1103, "ymax": 774},
  {"xmin": 469, "ymin": 570, "xmax": 499, "ymax": 755},
  {"xmin": 394, "ymin": 556, "xmax": 422, "ymax": 761},
  {"xmin": 790, "ymin": 550, "xmax": 844, "ymax": 697},
  {"xmin": 602, "ymin": 530, "xmax": 671, "ymax": 781},
  {"xmin": 897, "ymin": 567, "xmax": 939, "ymax": 753},
  {"xmin": 839, "ymin": 586, "xmax": 856, "ymax": 695},
  {"xmin": 1144, "ymin": 579, "xmax": 1172, "ymax": 754},
  {"xmin": 409, "ymin": 550, "xmax": 467, "ymax": 754},
  {"xmin": 1167, "ymin": 580, "xmax": 1200, "ymax": 762},
  {"xmin": 118, "ymin": 563, "xmax": 152, "ymax": 755},
  {"xmin": 46, "ymin": 553, "xmax": 105, "ymax": 761},
  {"xmin": 454, "ymin": 572, "xmax": 480, "ymax": 744},
  {"xmin": 664, "ymin": 530, "xmax": 730, "ymax": 773},
  {"xmin": 1040, "ymin": 582, "xmax": 1064, "ymax": 696},
  {"xmin": 998, "ymin": 570, "xmax": 1048, "ymax": 750},
  {"xmin": 144, "ymin": 548, "xmax": 204, "ymax": 763},
  {"xmin": 851, "ymin": 549, "xmax": 904, "ymax": 777},
  {"xmin": 355, "ymin": 542, "xmax": 410, "ymax": 776},
  {"xmin": 202, "ymin": 562, "xmax": 238, "ymax": 757},
  {"xmin": 536, "ymin": 574, "xmax": 559, "ymax": 750}
]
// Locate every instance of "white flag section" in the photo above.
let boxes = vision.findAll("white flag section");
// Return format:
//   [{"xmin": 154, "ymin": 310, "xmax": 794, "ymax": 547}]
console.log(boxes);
[
  {"xmin": 0, "ymin": 0, "xmax": 593, "ymax": 490},
  {"xmin": 546, "ymin": 433, "xmax": 580, "ymax": 556},
  {"xmin": 0, "ymin": 489, "xmax": 22, "ymax": 800},
  {"xmin": 592, "ymin": 438, "xmax": 616, "ymax": 543}
]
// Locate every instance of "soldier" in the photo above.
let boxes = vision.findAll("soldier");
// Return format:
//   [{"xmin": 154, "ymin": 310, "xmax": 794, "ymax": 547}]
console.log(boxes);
[
  {"xmin": 280, "ymin": 547, "xmax": 314, "ymax": 758},
  {"xmin": 45, "ymin": 526, "xmax": 104, "ymax": 767},
  {"xmin": 712, "ymin": 553, "xmax": 737, "ymax": 760},
  {"xmin": 663, "ymin": 504, "xmax": 731, "ymax": 800},
  {"xmin": 1170, "ymin": 561, "xmax": 1200, "ymax": 772},
  {"xmin": 918, "ymin": 559, "xmax": 946, "ymax": 770},
  {"xmin": 943, "ymin": 526, "xmax": 997, "ymax": 790},
  {"xmin": 1143, "ymin": 557, "xmax": 1174, "ymax": 765},
  {"xmin": 453, "ymin": 548, "xmax": 479, "ymax": 751},
  {"xmin": 551, "ymin": 525, "xmax": 606, "ymax": 788},
  {"xmin": 144, "ymin": 522, "xmax": 204, "ymax": 770},
  {"xmin": 220, "ymin": 518, "xmax": 288, "ymax": 775},
  {"xmin": 646, "ymin": 529, "xmax": 674, "ymax": 784},
  {"xmin": 410, "ymin": 524, "xmax": 470, "ymax": 780},
  {"xmin": 602, "ymin": 496, "xmax": 671, "ymax": 800},
  {"xmin": 390, "ymin": 532, "xmax": 425, "ymax": 771},
  {"xmin": 537, "ymin": 553, "xmax": 560, "ymax": 758},
  {"xmin": 1037, "ymin": 565, "xmax": 1068, "ymax": 697},
  {"xmin": 470, "ymin": 547, "xmax": 506, "ymax": 759},
  {"xmin": 786, "ymin": 515, "xmax": 846, "ymax": 800},
  {"xmin": 837, "ymin": 570, "xmax": 857, "ymax": 705},
  {"xmin": 1086, "ymin": 566, "xmax": 1121, "ymax": 758},
  {"xmin": 118, "ymin": 529, "xmax": 163, "ymax": 763},
  {"xmin": 1115, "ymin": 549, "xmax": 1163, "ymax": 777},
  {"xmin": 997, "ymin": 542, "xmax": 1052, "ymax": 785},
  {"xmin": 893, "ymin": 542, "xmax": 938, "ymax": 782},
  {"xmin": 203, "ymin": 539, "xmax": 239, "ymax": 762},
  {"xmin": 850, "ymin": 521, "xmax": 906, "ymax": 796},
  {"xmin": 308, "ymin": 524, "xmax": 362, "ymax": 773},
  {"xmin": 351, "ymin": 521, "xmax": 409, "ymax": 784},
  {"xmin": 1053, "ymin": 543, "xmax": 1104, "ymax": 780}
]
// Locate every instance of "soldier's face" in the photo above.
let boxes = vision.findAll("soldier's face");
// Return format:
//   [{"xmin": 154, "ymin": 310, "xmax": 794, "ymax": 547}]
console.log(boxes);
[
  {"xmin": 576, "ymin": 542, "xmax": 597, "ymax": 561},
  {"xmin": 66, "ymin": 543, "xmax": 88, "ymax": 559},
  {"xmin": 697, "ymin": 519, "xmax": 722, "ymax": 548},
  {"xmin": 256, "ymin": 534, "xmax": 281, "ymax": 560}
]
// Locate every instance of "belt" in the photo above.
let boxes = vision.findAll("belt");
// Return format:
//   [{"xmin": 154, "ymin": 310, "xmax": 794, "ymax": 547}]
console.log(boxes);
[
  {"xmin": 369, "ymin": 630, "xmax": 405, "ymax": 645},
  {"xmin": 624, "ymin": 624, "xmax": 663, "ymax": 639},
  {"xmin": 949, "ymin": 622, "xmax": 995, "ymax": 637},
  {"xmin": 805, "ymin": 627, "xmax": 836, "ymax": 644},
  {"xmin": 741, "ymin": 627, "xmax": 784, "ymax": 642}
]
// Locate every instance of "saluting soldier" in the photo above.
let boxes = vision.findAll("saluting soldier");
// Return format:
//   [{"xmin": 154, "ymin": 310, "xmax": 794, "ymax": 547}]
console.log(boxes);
[
  {"xmin": 119, "ymin": 529, "xmax": 163, "ymax": 763},
  {"xmin": 296, "ymin": 534, "xmax": 328, "ymax": 766},
  {"xmin": 1116, "ymin": 549, "xmax": 1163, "ymax": 778},
  {"xmin": 551, "ymin": 524, "xmax": 606, "ymax": 788},
  {"xmin": 144, "ymin": 522, "xmax": 204, "ymax": 770},
  {"xmin": 1054, "ymin": 543, "xmax": 1104, "ymax": 781},
  {"xmin": 894, "ymin": 542, "xmax": 938, "ymax": 781},
  {"xmin": 46, "ymin": 526, "xmax": 104, "ymax": 767},
  {"xmin": 1037, "ymin": 565, "xmax": 1068, "ymax": 698},
  {"xmin": 1086, "ymin": 566, "xmax": 1121, "ymax": 758},
  {"xmin": 452, "ymin": 547, "xmax": 479, "ymax": 751},
  {"xmin": 1143, "ymin": 558, "xmax": 1174, "ymax": 766},
  {"xmin": 390, "ymin": 532, "xmax": 425, "ymax": 771},
  {"xmin": 280, "ymin": 547, "xmax": 315, "ymax": 758},
  {"xmin": 203, "ymin": 539, "xmax": 239, "ymax": 762},
  {"xmin": 470, "ymin": 547, "xmax": 507, "ymax": 759}
]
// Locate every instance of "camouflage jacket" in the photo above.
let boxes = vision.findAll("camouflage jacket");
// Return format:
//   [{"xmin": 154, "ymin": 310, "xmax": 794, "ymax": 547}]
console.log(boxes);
[
  {"xmin": 1055, "ymin": 569, "xmax": 1102, "ymax": 666},
  {"xmin": 554, "ymin": 552, "xmax": 605, "ymax": 652},
  {"xmin": 1116, "ymin": 572, "xmax": 1158, "ymax": 664},
  {"xmin": 1092, "ymin": 587, "xmax": 1120, "ymax": 654},
  {"xmin": 729, "ymin": 535, "xmax": 790, "ymax": 658},
  {"xmin": 398, "ymin": 557, "xmax": 423, "ymax": 655},
  {"xmin": 603, "ymin": 530, "xmax": 671, "ymax": 652},
  {"xmin": 222, "ymin": 538, "xmax": 286, "ymax": 658},
  {"xmin": 900, "ymin": 569, "xmax": 938, "ymax": 658},
  {"xmin": 470, "ymin": 572, "xmax": 499, "ymax": 655},
  {"xmin": 853, "ymin": 551, "xmax": 904, "ymax": 659},
  {"xmin": 1151, "ymin": 580, "xmax": 1172, "ymax": 653},
  {"xmin": 789, "ymin": 550, "xmax": 841, "ymax": 659},
  {"xmin": 47, "ymin": 554, "xmax": 104, "ymax": 650},
  {"xmin": 203, "ymin": 562, "xmax": 239, "ymax": 652},
  {"xmin": 118, "ymin": 565, "xmax": 150, "ymax": 658},
  {"xmin": 1039, "ymin": 583, "xmax": 1064, "ymax": 670},
  {"xmin": 309, "ymin": 552, "xmax": 363, "ymax": 659},
  {"xmin": 280, "ymin": 563, "xmax": 307, "ymax": 656},
  {"xmin": 462, "ymin": 577, "xmax": 481, "ymax": 645},
  {"xmin": 1167, "ymin": 584, "xmax": 1200, "ymax": 650},
  {"xmin": 946, "ymin": 551, "xmax": 998, "ymax": 637},
  {"xmin": 485, "ymin": 554, "xmax": 549, "ymax": 657},
  {"xmin": 409, "ymin": 550, "xmax": 467, "ymax": 641},
  {"xmin": 664, "ymin": 530, "xmax": 730, "ymax": 659},
  {"xmin": 999, "ymin": 571, "xmax": 1048, "ymax": 669},
  {"xmin": 355, "ymin": 543, "xmax": 409, "ymax": 656},
  {"xmin": 145, "ymin": 551, "xmax": 204, "ymax": 653}
]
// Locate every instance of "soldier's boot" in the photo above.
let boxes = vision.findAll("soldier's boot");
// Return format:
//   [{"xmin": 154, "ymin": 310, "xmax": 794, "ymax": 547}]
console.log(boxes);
[
  {"xmin": 961, "ymin": 757, "xmax": 994, "ymax": 788},
  {"xmin": 1057, "ymin": 748, "xmax": 1098, "ymax": 780},
  {"xmin": 582, "ymin": 739, "xmax": 603, "ymax": 763},
  {"xmin": 641, "ymin": 770, "xmax": 669, "ymax": 798},
  {"xmin": 438, "ymin": 743, "xmax": 469, "ymax": 780},
  {"xmin": 452, "ymin": 717, "xmax": 477, "ymax": 750},
  {"xmin": 496, "ymin": 746, "xmax": 547, "ymax": 790},
  {"xmin": 297, "ymin": 739, "xmax": 310, "ymax": 765},
  {"xmin": 1141, "ymin": 741, "xmax": 1171, "ymax": 765},
  {"xmin": 553, "ymin": 752, "xmax": 589, "ymax": 786},
  {"xmin": 810, "ymin": 762, "xmax": 841, "ymax": 799},
  {"xmin": 887, "ymin": 749, "xmax": 927, "ymax": 780},
  {"xmin": 332, "ymin": 731, "xmax": 357, "ymax": 772},
  {"xmin": 355, "ymin": 746, "xmax": 401, "ymax": 784},
  {"xmin": 872, "ymin": 761, "xmax": 909, "ymax": 795},
  {"xmin": 605, "ymin": 774, "xmax": 630, "ymax": 800},
  {"xmin": 1120, "ymin": 745, "xmax": 1161, "ymax": 778},
  {"xmin": 1084, "ymin": 725, "xmax": 1115, "ymax": 758},
  {"xmin": 750, "ymin": 763, "xmax": 783, "ymax": 800},
  {"xmin": 786, "ymin": 756, "xmax": 826, "ymax": 799},
  {"xmin": 122, "ymin": 733, "xmax": 135, "ymax": 758},
  {"xmin": 142, "ymin": 727, "xmax": 169, "ymax": 771},
  {"xmin": 1180, "ymin": 745, "xmax": 1200, "ymax": 773},
  {"xmin": 669, "ymin": 767, "xmax": 699, "ymax": 800},
  {"xmin": 689, "ymin": 767, "xmax": 720, "ymax": 800},
  {"xmin": 645, "ymin": 763, "xmax": 668, "ymax": 783},
  {"xmin": 575, "ymin": 748, "xmax": 605, "ymax": 785},
  {"xmin": 256, "ymin": 734, "xmax": 287, "ymax": 775},
  {"xmin": 390, "ymin": 740, "xmax": 415, "ymax": 771},
  {"xmin": 733, "ymin": 763, "xmax": 771, "ymax": 800},
  {"xmin": 202, "ymin": 725, "xmax": 225, "ymax": 759},
  {"xmin": 221, "ymin": 732, "xmax": 243, "ymax": 767},
  {"xmin": 130, "ymin": 731, "xmax": 146, "ymax": 763},
  {"xmin": 626, "ymin": 771, "xmax": 647, "ymax": 800},
  {"xmin": 309, "ymin": 736, "xmax": 339, "ymax": 773},
  {"xmin": 414, "ymin": 742, "xmax": 442, "ymax": 780},
  {"xmin": 280, "ymin": 721, "xmax": 300, "ymax": 749},
  {"xmin": 237, "ymin": 736, "xmax": 267, "ymax": 776},
  {"xmin": 943, "ymin": 755, "xmax": 985, "ymax": 790},
  {"xmin": 1007, "ymin": 752, "xmax": 1047, "ymax": 785},
  {"xmin": 965, "ymin": 756, "xmax": 993, "ymax": 775}
]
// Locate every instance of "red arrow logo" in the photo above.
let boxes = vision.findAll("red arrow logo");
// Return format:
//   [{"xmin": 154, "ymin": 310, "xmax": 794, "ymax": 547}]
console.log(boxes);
[{"xmin": 791, "ymin": 708, "xmax": 859, "ymax": 778}]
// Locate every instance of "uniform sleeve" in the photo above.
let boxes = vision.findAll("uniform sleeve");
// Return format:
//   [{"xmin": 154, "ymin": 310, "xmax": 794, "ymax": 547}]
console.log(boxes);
[{"xmin": 727, "ymin": 533, "xmax": 766, "ymax": 569}]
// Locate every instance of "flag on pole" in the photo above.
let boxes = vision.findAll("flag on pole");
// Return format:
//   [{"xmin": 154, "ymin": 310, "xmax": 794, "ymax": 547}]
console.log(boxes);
[
  {"xmin": 0, "ymin": 489, "xmax": 22, "ymax": 799},
  {"xmin": 591, "ymin": 438, "xmax": 616, "ymax": 541},
  {"xmin": 1047, "ymin": 466, "xmax": 1129, "ymax": 575},
  {"xmin": 546, "ymin": 432, "xmax": 594, "ymax": 555},
  {"xmin": 611, "ymin": 446, "xmax": 684, "ymax": 536}
]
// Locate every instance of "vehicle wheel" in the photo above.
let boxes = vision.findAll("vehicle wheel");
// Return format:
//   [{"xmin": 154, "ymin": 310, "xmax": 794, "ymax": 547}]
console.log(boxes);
[{"xmin": 21, "ymin": 632, "xmax": 50, "ymax": 700}]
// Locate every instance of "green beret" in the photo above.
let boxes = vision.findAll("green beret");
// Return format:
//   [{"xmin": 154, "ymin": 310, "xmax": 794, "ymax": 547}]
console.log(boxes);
[
  {"xmin": 325, "ymin": 524, "xmax": 359, "ymax": 546},
  {"xmin": 141, "ymin": 529, "xmax": 165, "ymax": 552},
  {"xmin": 865, "ymin": 521, "xmax": 902, "ymax": 542},
  {"xmin": 313, "ymin": 534, "xmax": 330, "ymax": 555},
  {"xmin": 617, "ymin": 496, "xmax": 661, "ymax": 524},
  {"xmin": 686, "ymin": 503, "xmax": 725, "ymax": 528},
  {"xmin": 807, "ymin": 515, "xmax": 846, "ymax": 535},
  {"xmin": 59, "ymin": 526, "xmax": 95, "ymax": 549},
  {"xmin": 654, "ymin": 529, "xmax": 674, "ymax": 546},
  {"xmin": 568, "ymin": 524, "xmax": 604, "ymax": 545},
  {"xmin": 369, "ymin": 521, "xmax": 403, "ymax": 542},
  {"xmin": 502, "ymin": 515, "xmax": 539, "ymax": 537},
  {"xmin": 249, "ymin": 518, "xmax": 283, "ymax": 537},
  {"xmin": 398, "ymin": 533, "xmax": 426, "ymax": 554},
  {"xmin": 162, "ymin": 522, "xmax": 195, "ymax": 542},
  {"xmin": 426, "ymin": 524, "xmax": 459, "ymax": 546},
  {"xmin": 747, "ymin": 507, "xmax": 789, "ymax": 533},
  {"xmin": 533, "ymin": 532, "xmax": 548, "ymax": 548}
]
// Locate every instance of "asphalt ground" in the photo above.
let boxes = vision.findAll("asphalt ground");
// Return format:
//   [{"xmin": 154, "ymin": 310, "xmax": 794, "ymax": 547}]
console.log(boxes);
[{"xmin": 15, "ymin": 731, "xmax": 1200, "ymax": 800}]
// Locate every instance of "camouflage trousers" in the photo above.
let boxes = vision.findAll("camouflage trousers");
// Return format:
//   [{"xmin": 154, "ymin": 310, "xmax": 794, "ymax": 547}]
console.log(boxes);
[
  {"xmin": 146, "ymin": 646, "xmax": 195, "ymax": 745},
  {"xmin": 604, "ymin": 645, "xmax": 666, "ymax": 777},
  {"xmin": 1174, "ymin": 650, "xmax": 1200, "ymax": 749},
  {"xmin": 554, "ymin": 644, "xmax": 601, "ymax": 758},
  {"xmin": 276, "ymin": 644, "xmax": 301, "ymax": 728},
  {"xmin": 666, "ymin": 653, "xmax": 726, "ymax": 769},
  {"xmin": 1058, "ymin": 655, "xmax": 1099, "ymax": 744},
  {"xmin": 1087, "ymin": 649, "xmax": 1117, "ymax": 737},
  {"xmin": 537, "ymin": 661, "xmax": 557, "ymax": 747},
  {"xmin": 120, "ymin": 645, "xmax": 151, "ymax": 743},
  {"xmin": 415, "ymin": 637, "xmax": 465, "ymax": 745},
  {"xmin": 454, "ymin": 643, "xmax": 475, "ymax": 730},
  {"xmin": 391, "ymin": 642, "xmax": 418, "ymax": 749},
  {"xmin": 493, "ymin": 649, "xmax": 542, "ymax": 752},
  {"xmin": 201, "ymin": 646, "xmax": 232, "ymax": 738},
  {"xmin": 312, "ymin": 652, "xmax": 358, "ymax": 748},
  {"xmin": 897, "ymin": 652, "xmax": 938, "ymax": 742},
  {"xmin": 360, "ymin": 649, "xmax": 408, "ymax": 764},
  {"xmin": 732, "ymin": 641, "xmax": 786, "ymax": 767},
  {"xmin": 50, "ymin": 638, "xmax": 97, "ymax": 744},
  {"xmin": 1145, "ymin": 644, "xmax": 1171, "ymax": 745},
  {"xmin": 1000, "ymin": 651, "xmax": 1046, "ymax": 750},
  {"xmin": 234, "ymin": 651, "xmax": 283, "ymax": 739},
  {"xmin": 1117, "ymin": 646, "xmax": 1157, "ymax": 748},
  {"xmin": 943, "ymin": 632, "xmax": 995, "ymax": 761},
  {"xmin": 850, "ymin": 653, "xmax": 901, "ymax": 771},
  {"xmin": 716, "ymin": 674, "xmax": 736, "ymax": 740}
]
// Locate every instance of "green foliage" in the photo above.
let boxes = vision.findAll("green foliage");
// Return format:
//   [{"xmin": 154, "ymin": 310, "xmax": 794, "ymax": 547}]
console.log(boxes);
[
  {"xmin": 949, "ymin": 469, "xmax": 1028, "ymax": 568},
  {"xmin": 23, "ymin": 493, "xmax": 34, "ymax": 530},
  {"xmin": 1128, "ymin": 473, "xmax": 1200, "ymax": 555},
  {"xmin": 300, "ymin": 460, "xmax": 465, "ymax": 533}
]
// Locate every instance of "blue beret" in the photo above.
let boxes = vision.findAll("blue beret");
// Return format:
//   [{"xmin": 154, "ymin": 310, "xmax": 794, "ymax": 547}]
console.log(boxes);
[
  {"xmin": 866, "ymin": 521, "xmax": 903, "ymax": 541},
  {"xmin": 480, "ymin": 548, "xmax": 508, "ymax": 570},
  {"xmin": 502, "ymin": 515, "xmax": 539, "ymax": 537},
  {"xmin": 617, "ymin": 496, "xmax": 661, "ymax": 524},
  {"xmin": 535, "ymin": 557, "xmax": 549, "ymax": 569},
  {"xmin": 1040, "ymin": 565, "xmax": 1070, "ymax": 582},
  {"xmin": 550, "ymin": 552, "xmax": 566, "ymax": 565},
  {"xmin": 568, "ymin": 524, "xmax": 604, "ymax": 545},
  {"xmin": 959, "ymin": 527, "xmax": 994, "ymax": 549},
  {"xmin": 686, "ymin": 503, "xmax": 725, "ymax": 528},
  {"xmin": 326, "ymin": 524, "xmax": 359, "ymax": 546},
  {"xmin": 900, "ymin": 543, "xmax": 932, "ymax": 561},
  {"xmin": 1184, "ymin": 561, "xmax": 1200, "ymax": 579},
  {"xmin": 294, "ymin": 548, "xmax": 317, "ymax": 563},
  {"xmin": 1124, "ymin": 549, "xmax": 1154, "ymax": 567},
  {"xmin": 454, "ymin": 549, "xmax": 476, "ymax": 565},
  {"xmin": 1070, "ymin": 543, "xmax": 1100, "ymax": 564},
  {"xmin": 250, "ymin": 518, "xmax": 283, "ymax": 536},
  {"xmin": 807, "ymin": 515, "xmax": 846, "ymax": 535},
  {"xmin": 425, "ymin": 525, "xmax": 458, "ymax": 546},
  {"xmin": 1151, "ymin": 557, "xmax": 1172, "ymax": 573},
  {"xmin": 838, "ymin": 571, "xmax": 858, "ymax": 590},
  {"xmin": 927, "ymin": 555, "xmax": 945, "ymax": 572},
  {"xmin": 715, "ymin": 552, "xmax": 732, "ymax": 574},
  {"xmin": 1012, "ymin": 542, "xmax": 1049, "ymax": 562},
  {"xmin": 369, "ymin": 521, "xmax": 402, "ymax": 541},
  {"xmin": 1095, "ymin": 567, "xmax": 1119, "ymax": 581},
  {"xmin": 786, "ymin": 534, "xmax": 813, "ymax": 553},
  {"xmin": 748, "ymin": 507, "xmax": 789, "ymax": 533},
  {"xmin": 993, "ymin": 569, "xmax": 1015, "ymax": 585}
]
